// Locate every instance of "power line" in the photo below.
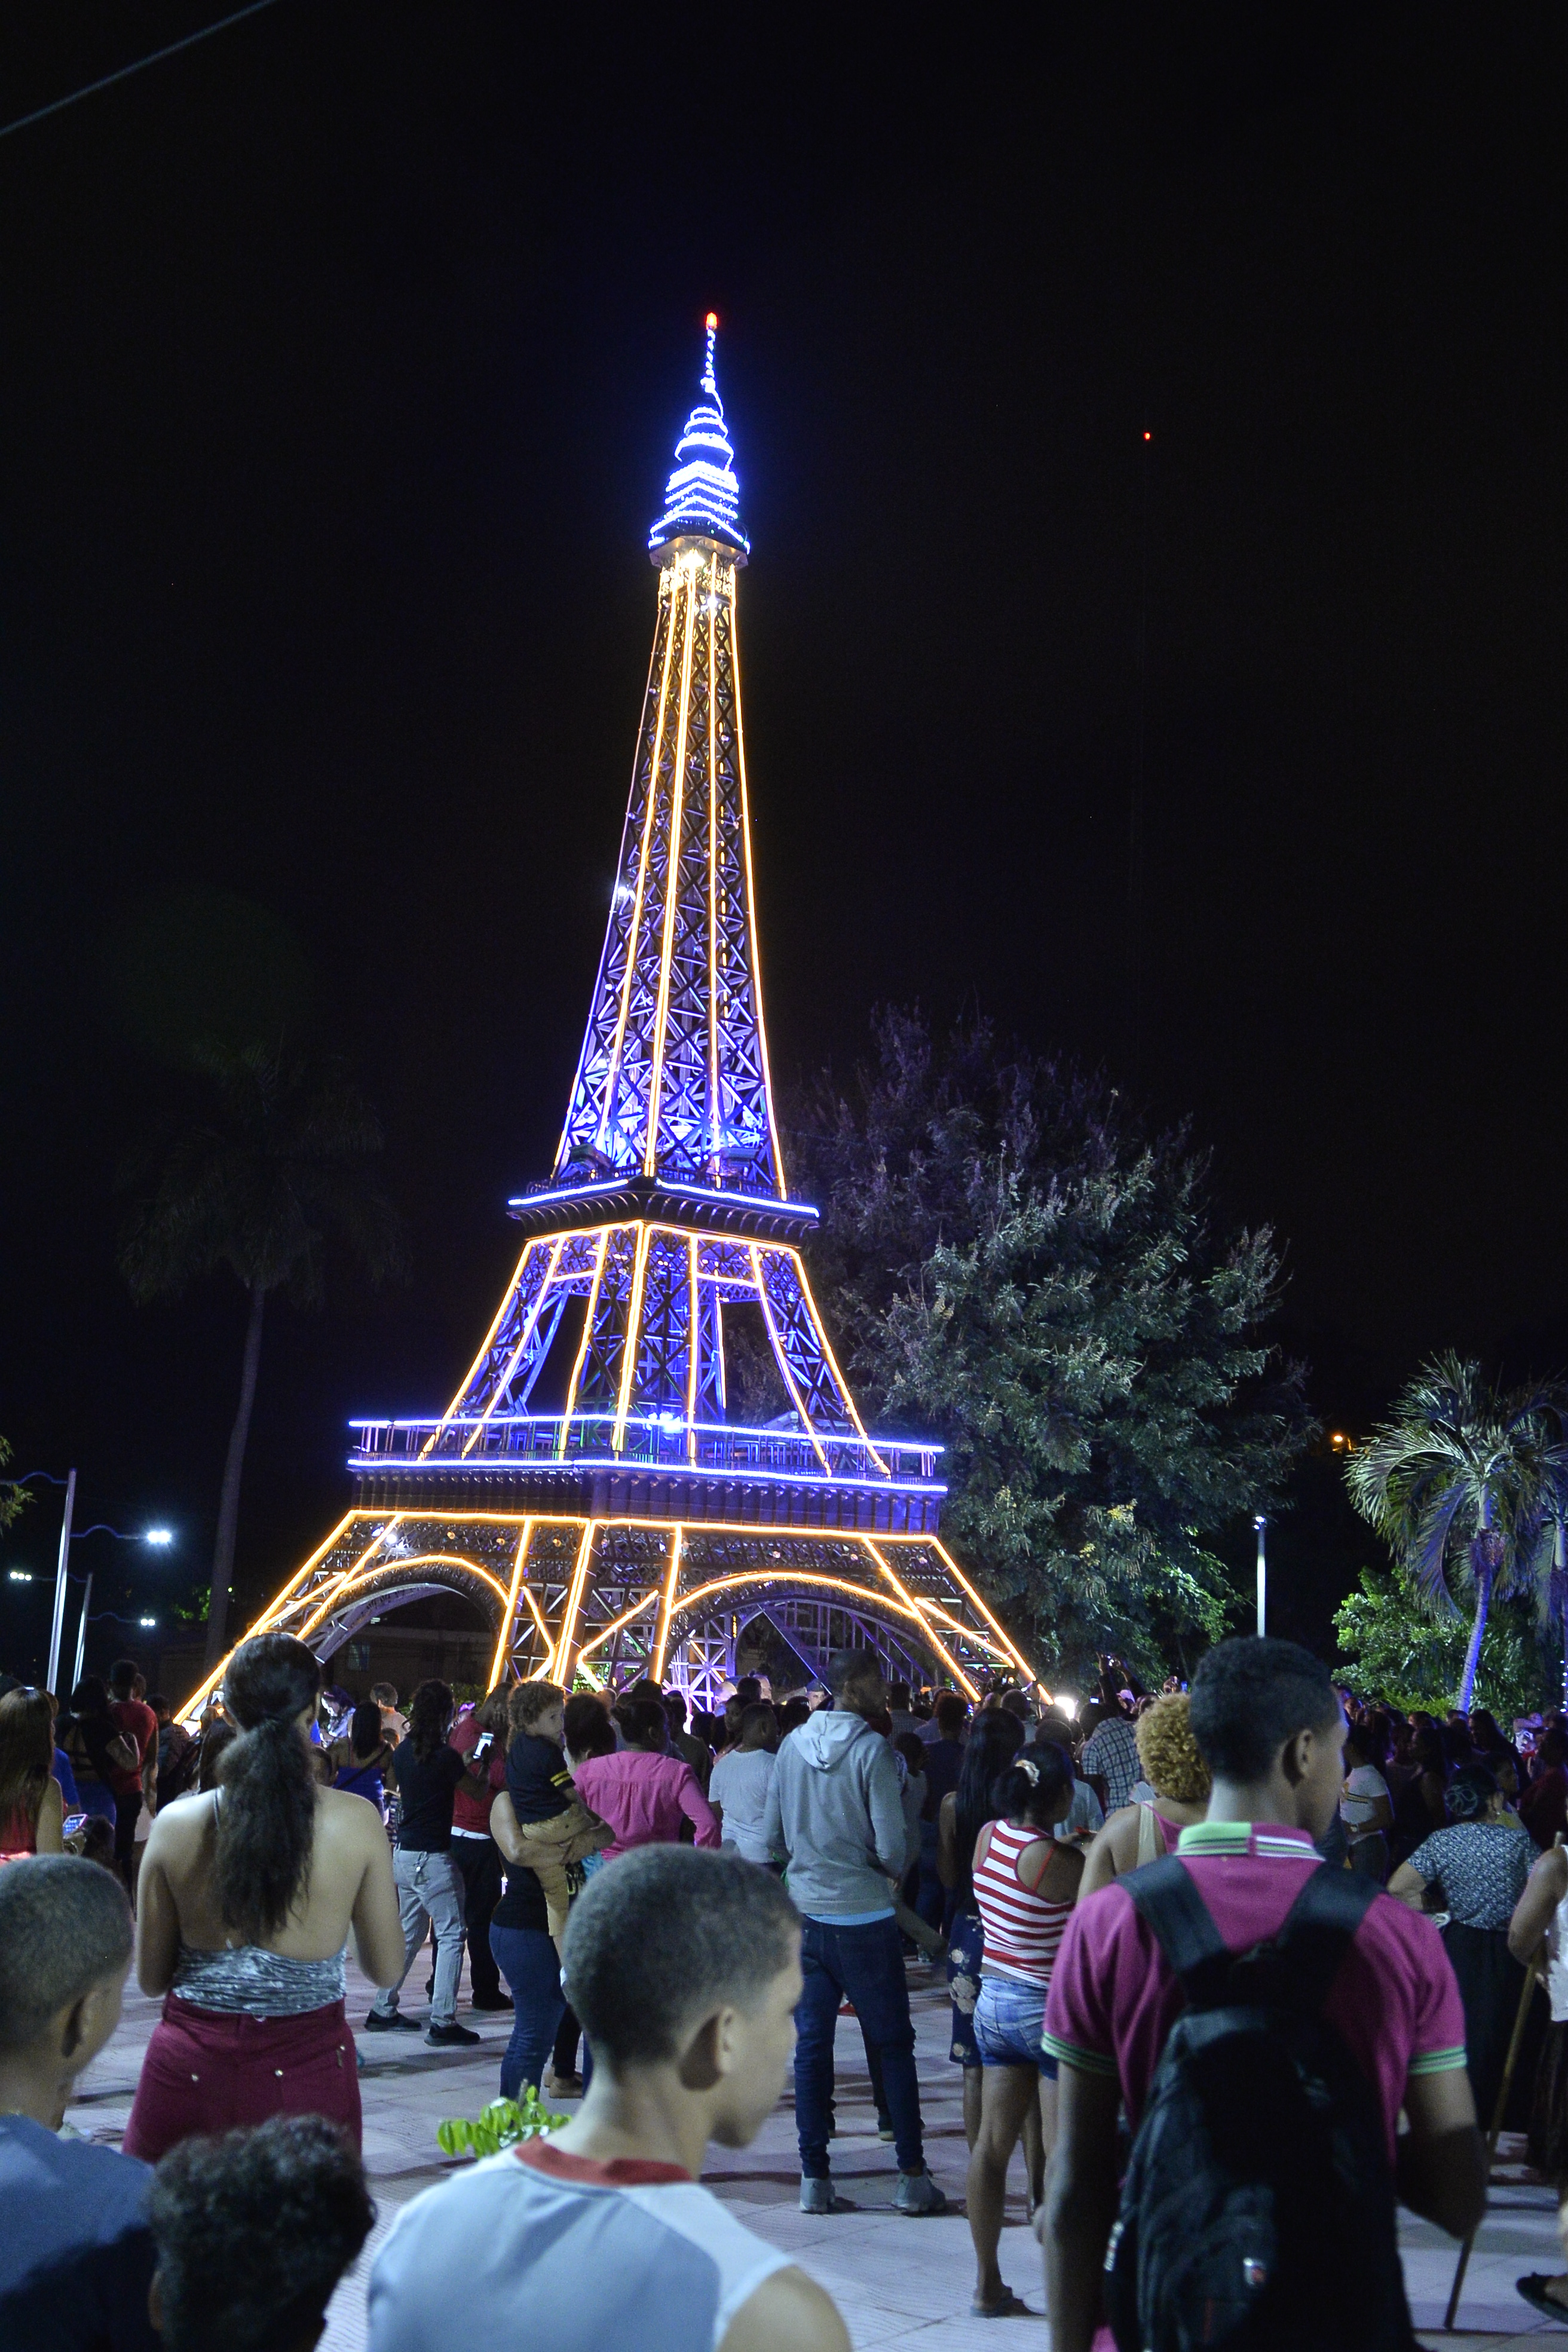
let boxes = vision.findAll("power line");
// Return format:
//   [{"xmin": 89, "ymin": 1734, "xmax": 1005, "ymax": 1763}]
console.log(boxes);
[{"xmin": 0, "ymin": 1, "xmax": 282, "ymax": 146}]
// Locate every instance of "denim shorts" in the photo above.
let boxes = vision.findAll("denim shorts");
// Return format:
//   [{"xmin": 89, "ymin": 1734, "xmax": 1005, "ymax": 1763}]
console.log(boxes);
[{"xmin": 973, "ymin": 1973, "xmax": 1058, "ymax": 2077}]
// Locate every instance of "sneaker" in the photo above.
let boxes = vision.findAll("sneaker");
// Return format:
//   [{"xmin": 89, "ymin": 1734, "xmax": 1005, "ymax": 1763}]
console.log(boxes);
[
  {"xmin": 877, "ymin": 2120, "xmax": 895, "ymax": 2142},
  {"xmin": 800, "ymin": 2176, "xmax": 852, "ymax": 2214},
  {"xmin": 470, "ymin": 1993, "xmax": 512, "ymax": 2012},
  {"xmin": 895, "ymin": 2168, "xmax": 947, "ymax": 2216},
  {"xmin": 426, "ymin": 2021, "xmax": 482, "ymax": 2047},
  {"xmin": 362, "ymin": 2011, "xmax": 421, "ymax": 2034},
  {"xmin": 544, "ymin": 2070, "xmax": 584, "ymax": 2099}
]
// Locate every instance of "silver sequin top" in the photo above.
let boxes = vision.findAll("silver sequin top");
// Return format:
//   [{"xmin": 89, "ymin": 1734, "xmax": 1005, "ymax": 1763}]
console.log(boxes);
[{"xmin": 172, "ymin": 1942, "xmax": 347, "ymax": 2018}]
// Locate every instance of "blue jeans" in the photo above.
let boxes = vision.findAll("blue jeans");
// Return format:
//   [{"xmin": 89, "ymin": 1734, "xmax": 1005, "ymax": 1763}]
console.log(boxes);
[
  {"xmin": 795, "ymin": 1914, "xmax": 924, "ymax": 2178},
  {"xmin": 489, "ymin": 1924, "xmax": 565, "ymax": 2102}
]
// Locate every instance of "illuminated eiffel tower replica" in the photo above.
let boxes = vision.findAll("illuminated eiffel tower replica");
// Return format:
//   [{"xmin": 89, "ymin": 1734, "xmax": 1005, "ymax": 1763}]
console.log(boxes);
[{"xmin": 184, "ymin": 320, "xmax": 1035, "ymax": 1716}]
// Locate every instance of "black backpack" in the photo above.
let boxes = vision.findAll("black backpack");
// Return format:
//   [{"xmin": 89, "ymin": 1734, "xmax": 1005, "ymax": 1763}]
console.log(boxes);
[
  {"xmin": 158, "ymin": 1729, "xmax": 203, "ymax": 1805},
  {"xmin": 1104, "ymin": 1855, "xmax": 1416, "ymax": 2352}
]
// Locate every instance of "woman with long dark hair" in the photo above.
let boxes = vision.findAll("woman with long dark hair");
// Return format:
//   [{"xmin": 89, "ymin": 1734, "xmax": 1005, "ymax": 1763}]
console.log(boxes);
[
  {"xmin": 0, "ymin": 1688, "xmax": 65, "ymax": 1858},
  {"xmin": 58, "ymin": 1677, "xmax": 137, "ymax": 1827},
  {"xmin": 936, "ymin": 1710, "xmax": 1025, "ymax": 2152},
  {"xmin": 124, "ymin": 1633, "xmax": 405, "ymax": 2161},
  {"xmin": 332, "ymin": 1702, "xmax": 393, "ymax": 1812}
]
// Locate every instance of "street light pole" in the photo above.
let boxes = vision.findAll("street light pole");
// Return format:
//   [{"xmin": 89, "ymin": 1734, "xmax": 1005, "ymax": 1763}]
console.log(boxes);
[
  {"xmin": 72, "ymin": 1569, "xmax": 93, "ymax": 1692},
  {"xmin": 1254, "ymin": 1514, "xmax": 1267, "ymax": 1639},
  {"xmin": 46, "ymin": 1467, "xmax": 77, "ymax": 1696}
]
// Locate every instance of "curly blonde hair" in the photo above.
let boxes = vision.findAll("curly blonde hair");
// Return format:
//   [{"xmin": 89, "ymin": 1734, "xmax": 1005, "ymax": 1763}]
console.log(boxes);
[{"xmin": 1135, "ymin": 1694, "xmax": 1211, "ymax": 1805}]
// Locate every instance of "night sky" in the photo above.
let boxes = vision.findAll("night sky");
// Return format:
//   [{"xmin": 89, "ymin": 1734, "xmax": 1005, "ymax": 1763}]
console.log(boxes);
[{"xmin": 2, "ymin": 8, "xmax": 1563, "ymax": 1655}]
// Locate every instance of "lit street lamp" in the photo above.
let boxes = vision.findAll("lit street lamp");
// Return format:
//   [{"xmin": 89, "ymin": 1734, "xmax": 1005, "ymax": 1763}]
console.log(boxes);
[
  {"xmin": 1254, "ymin": 1514, "xmax": 1268, "ymax": 1639},
  {"xmin": 68, "ymin": 1522, "xmax": 179, "ymax": 1689}
]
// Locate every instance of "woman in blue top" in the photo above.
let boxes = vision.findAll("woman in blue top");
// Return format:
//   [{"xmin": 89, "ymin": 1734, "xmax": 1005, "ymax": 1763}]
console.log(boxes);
[
  {"xmin": 1390, "ymin": 1761, "xmax": 1538, "ymax": 2124},
  {"xmin": 333, "ymin": 1703, "xmax": 394, "ymax": 1814}
]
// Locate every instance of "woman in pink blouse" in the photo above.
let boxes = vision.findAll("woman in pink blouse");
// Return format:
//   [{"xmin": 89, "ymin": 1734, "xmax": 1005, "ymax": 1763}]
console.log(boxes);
[{"xmin": 572, "ymin": 1699, "xmax": 720, "ymax": 1858}]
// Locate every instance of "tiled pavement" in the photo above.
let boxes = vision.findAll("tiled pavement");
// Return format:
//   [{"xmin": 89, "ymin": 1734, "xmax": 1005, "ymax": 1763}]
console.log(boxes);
[{"xmin": 70, "ymin": 1951, "xmax": 1568, "ymax": 2347}]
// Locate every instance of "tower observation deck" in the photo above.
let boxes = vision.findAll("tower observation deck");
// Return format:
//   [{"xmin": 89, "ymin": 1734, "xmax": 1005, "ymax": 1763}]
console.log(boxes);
[{"xmin": 183, "ymin": 321, "xmax": 1036, "ymax": 1713}]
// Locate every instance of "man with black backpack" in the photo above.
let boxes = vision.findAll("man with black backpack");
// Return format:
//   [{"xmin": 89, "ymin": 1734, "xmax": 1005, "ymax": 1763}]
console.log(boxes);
[{"xmin": 1040, "ymin": 1637, "xmax": 1485, "ymax": 2351}]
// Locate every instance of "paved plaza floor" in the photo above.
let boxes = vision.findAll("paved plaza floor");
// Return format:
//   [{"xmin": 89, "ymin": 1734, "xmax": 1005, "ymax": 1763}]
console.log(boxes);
[{"xmin": 70, "ymin": 1949, "xmax": 1568, "ymax": 2348}]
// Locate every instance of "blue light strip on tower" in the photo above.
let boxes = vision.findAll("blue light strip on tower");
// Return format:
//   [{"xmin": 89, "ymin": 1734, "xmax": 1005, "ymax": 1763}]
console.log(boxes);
[{"xmin": 648, "ymin": 314, "xmax": 750, "ymax": 559}]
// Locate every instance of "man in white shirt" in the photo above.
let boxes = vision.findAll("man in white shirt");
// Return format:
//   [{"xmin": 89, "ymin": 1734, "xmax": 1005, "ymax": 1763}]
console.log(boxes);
[{"xmin": 368, "ymin": 1849, "xmax": 849, "ymax": 2352}]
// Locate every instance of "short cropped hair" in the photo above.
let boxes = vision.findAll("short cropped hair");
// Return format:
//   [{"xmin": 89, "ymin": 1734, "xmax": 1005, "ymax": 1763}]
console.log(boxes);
[
  {"xmin": 149, "ymin": 2115, "xmax": 374, "ymax": 2352},
  {"xmin": 1134, "ymin": 1695, "xmax": 1212, "ymax": 1805},
  {"xmin": 0, "ymin": 1856, "xmax": 133, "ymax": 2048},
  {"xmin": 827, "ymin": 1648, "xmax": 882, "ymax": 1702},
  {"xmin": 509, "ymin": 1680, "xmax": 565, "ymax": 1732},
  {"xmin": 562, "ymin": 1846, "xmax": 800, "ymax": 2068},
  {"xmin": 934, "ymin": 1691, "xmax": 966, "ymax": 1736},
  {"xmin": 1188, "ymin": 1638, "xmax": 1339, "ymax": 1782},
  {"xmin": 739, "ymin": 1702, "xmax": 776, "ymax": 1747}
]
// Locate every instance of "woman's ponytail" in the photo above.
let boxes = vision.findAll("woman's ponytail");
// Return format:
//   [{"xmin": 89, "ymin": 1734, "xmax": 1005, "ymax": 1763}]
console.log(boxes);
[{"xmin": 214, "ymin": 1634, "xmax": 322, "ymax": 1941}]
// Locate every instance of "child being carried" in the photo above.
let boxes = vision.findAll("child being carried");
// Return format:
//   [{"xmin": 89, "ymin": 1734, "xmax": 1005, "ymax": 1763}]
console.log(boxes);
[{"xmin": 491, "ymin": 1682, "xmax": 613, "ymax": 1946}]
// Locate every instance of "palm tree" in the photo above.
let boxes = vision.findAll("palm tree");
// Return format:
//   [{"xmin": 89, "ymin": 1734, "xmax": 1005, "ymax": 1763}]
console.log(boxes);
[
  {"xmin": 1347, "ymin": 1355, "xmax": 1567, "ymax": 1710},
  {"xmin": 120, "ymin": 1046, "xmax": 407, "ymax": 1667}
]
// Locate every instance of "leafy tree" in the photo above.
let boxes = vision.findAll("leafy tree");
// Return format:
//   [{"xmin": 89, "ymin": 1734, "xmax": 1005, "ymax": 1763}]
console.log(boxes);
[
  {"xmin": 1346, "ymin": 1355, "xmax": 1567, "ymax": 1711},
  {"xmin": 1334, "ymin": 1561, "xmax": 1552, "ymax": 1720},
  {"xmin": 0, "ymin": 1435, "xmax": 28, "ymax": 1538},
  {"xmin": 787, "ymin": 1008, "xmax": 1310, "ymax": 1682},
  {"xmin": 120, "ymin": 1046, "xmax": 407, "ymax": 1668}
]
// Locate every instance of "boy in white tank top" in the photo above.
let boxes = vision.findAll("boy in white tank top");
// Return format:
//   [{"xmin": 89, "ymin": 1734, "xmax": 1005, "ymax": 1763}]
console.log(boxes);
[{"xmin": 368, "ymin": 1848, "xmax": 849, "ymax": 2352}]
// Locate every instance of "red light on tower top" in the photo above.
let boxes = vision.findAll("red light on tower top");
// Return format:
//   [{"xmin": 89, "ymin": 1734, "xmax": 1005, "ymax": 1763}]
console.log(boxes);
[
  {"xmin": 1143, "ymin": 430, "xmax": 1152, "ymax": 442},
  {"xmin": 706, "ymin": 311, "xmax": 719, "ymax": 329}
]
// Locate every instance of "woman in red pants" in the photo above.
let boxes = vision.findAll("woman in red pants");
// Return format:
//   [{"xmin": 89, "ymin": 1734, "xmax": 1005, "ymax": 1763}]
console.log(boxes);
[{"xmin": 124, "ymin": 1633, "xmax": 405, "ymax": 2160}]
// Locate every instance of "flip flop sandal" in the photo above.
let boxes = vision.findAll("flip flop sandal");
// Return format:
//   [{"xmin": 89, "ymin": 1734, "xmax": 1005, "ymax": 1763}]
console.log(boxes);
[
  {"xmin": 1517, "ymin": 2274, "xmax": 1568, "ymax": 2323},
  {"xmin": 970, "ymin": 2291, "xmax": 1039, "ymax": 2319}
]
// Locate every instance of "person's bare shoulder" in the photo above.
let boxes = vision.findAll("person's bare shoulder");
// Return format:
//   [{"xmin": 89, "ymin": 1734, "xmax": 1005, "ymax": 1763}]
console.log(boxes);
[
  {"xmin": 720, "ymin": 2266, "xmax": 851, "ymax": 2352},
  {"xmin": 317, "ymin": 1783, "xmax": 385, "ymax": 1839},
  {"xmin": 145, "ymin": 1786, "xmax": 216, "ymax": 1857}
]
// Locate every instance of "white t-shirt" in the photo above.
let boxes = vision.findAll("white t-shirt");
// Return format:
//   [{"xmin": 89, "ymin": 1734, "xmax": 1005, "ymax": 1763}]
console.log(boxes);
[
  {"xmin": 708, "ymin": 1747, "xmax": 778, "ymax": 1864},
  {"xmin": 370, "ymin": 2142, "xmax": 791, "ymax": 2352},
  {"xmin": 1340, "ymin": 1764, "xmax": 1391, "ymax": 1829}
]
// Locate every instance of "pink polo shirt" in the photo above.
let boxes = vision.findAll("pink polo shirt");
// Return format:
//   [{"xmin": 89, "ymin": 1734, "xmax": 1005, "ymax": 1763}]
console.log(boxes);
[
  {"xmin": 1042, "ymin": 1819, "xmax": 1466, "ymax": 2164},
  {"xmin": 572, "ymin": 1750, "xmax": 721, "ymax": 1860}
]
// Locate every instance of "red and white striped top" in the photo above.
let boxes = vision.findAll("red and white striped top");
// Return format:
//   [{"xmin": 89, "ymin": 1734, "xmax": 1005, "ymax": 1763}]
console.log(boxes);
[{"xmin": 972, "ymin": 1817, "xmax": 1076, "ymax": 1986}]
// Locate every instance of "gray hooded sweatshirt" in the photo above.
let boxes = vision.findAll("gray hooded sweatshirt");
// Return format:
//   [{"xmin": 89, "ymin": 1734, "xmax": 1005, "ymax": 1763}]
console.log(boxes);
[{"xmin": 761, "ymin": 1708, "xmax": 908, "ymax": 1919}]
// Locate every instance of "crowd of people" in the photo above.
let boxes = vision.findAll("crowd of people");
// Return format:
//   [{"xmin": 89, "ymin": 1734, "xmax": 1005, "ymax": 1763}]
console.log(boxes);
[{"xmin": 11, "ymin": 1630, "xmax": 1568, "ymax": 2345}]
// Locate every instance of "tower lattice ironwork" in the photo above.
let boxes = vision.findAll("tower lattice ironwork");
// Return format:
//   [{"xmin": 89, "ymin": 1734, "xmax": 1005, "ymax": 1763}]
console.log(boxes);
[{"xmin": 183, "ymin": 318, "xmax": 1036, "ymax": 1716}]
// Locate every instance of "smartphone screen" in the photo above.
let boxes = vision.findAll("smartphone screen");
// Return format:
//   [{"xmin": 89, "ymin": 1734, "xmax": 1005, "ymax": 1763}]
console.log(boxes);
[{"xmin": 472, "ymin": 1733, "xmax": 494, "ymax": 1760}]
